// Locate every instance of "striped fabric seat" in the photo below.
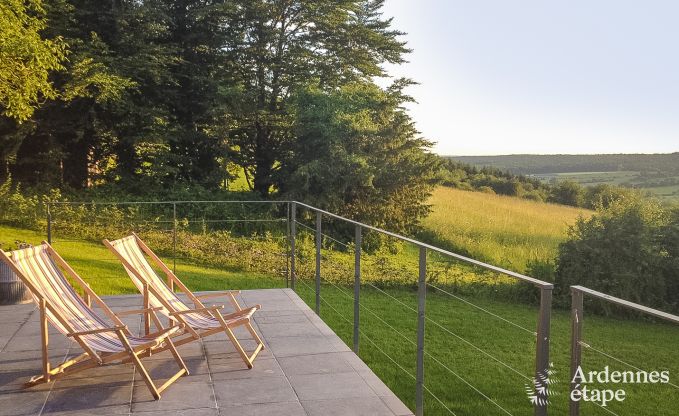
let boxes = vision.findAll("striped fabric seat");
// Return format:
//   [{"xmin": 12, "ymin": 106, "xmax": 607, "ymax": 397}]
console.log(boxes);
[
  {"xmin": 11, "ymin": 246, "xmax": 171, "ymax": 353},
  {"xmin": 108, "ymin": 236, "xmax": 255, "ymax": 330},
  {"xmin": 105, "ymin": 233, "xmax": 264, "ymax": 369}
]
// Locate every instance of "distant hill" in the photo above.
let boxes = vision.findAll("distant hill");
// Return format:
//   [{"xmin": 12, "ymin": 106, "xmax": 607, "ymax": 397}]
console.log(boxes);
[{"xmin": 446, "ymin": 153, "xmax": 679, "ymax": 175}]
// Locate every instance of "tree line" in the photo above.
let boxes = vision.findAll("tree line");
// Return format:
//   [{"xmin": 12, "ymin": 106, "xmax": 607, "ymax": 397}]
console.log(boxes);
[
  {"xmin": 0, "ymin": 0, "xmax": 438, "ymax": 232},
  {"xmin": 448, "ymin": 153, "xmax": 679, "ymax": 175},
  {"xmin": 439, "ymin": 160, "xmax": 635, "ymax": 210}
]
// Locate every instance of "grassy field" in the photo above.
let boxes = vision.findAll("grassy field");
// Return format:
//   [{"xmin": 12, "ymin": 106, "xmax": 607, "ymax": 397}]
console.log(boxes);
[
  {"xmin": 2, "ymin": 196, "xmax": 677, "ymax": 415},
  {"xmin": 420, "ymin": 187, "xmax": 592, "ymax": 272}
]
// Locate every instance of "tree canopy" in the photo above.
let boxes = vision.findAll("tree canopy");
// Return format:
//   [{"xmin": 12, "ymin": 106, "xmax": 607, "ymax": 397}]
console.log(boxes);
[
  {"xmin": 0, "ymin": 0, "xmax": 436, "ymax": 231},
  {"xmin": 0, "ymin": 0, "xmax": 66, "ymax": 121}
]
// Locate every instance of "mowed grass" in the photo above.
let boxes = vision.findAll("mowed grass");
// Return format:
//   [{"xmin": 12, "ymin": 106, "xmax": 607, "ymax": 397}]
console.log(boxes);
[
  {"xmin": 295, "ymin": 282, "xmax": 679, "ymax": 416},
  {"xmin": 421, "ymin": 187, "xmax": 592, "ymax": 271}
]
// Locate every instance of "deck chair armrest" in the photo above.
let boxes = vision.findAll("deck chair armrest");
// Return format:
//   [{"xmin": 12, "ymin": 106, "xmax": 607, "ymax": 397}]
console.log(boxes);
[
  {"xmin": 67, "ymin": 325, "xmax": 127, "ymax": 337},
  {"xmin": 221, "ymin": 304, "xmax": 260, "ymax": 321},
  {"xmin": 168, "ymin": 305, "xmax": 224, "ymax": 317},
  {"xmin": 143, "ymin": 324, "xmax": 183, "ymax": 340},
  {"xmin": 116, "ymin": 307, "xmax": 163, "ymax": 317},
  {"xmin": 194, "ymin": 291, "xmax": 240, "ymax": 300}
]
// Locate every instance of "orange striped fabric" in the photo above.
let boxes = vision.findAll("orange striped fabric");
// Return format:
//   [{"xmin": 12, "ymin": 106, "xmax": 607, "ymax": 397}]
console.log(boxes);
[
  {"xmin": 108, "ymin": 236, "xmax": 255, "ymax": 330},
  {"xmin": 9, "ymin": 245, "xmax": 166, "ymax": 353}
]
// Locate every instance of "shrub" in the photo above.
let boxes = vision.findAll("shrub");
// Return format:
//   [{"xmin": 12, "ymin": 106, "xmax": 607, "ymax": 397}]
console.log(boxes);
[{"xmin": 554, "ymin": 195, "xmax": 679, "ymax": 313}]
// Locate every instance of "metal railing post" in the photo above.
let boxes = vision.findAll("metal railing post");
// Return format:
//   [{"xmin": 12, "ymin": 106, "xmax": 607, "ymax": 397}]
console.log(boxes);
[
  {"xmin": 416, "ymin": 246, "xmax": 427, "ymax": 416},
  {"xmin": 172, "ymin": 202, "xmax": 177, "ymax": 277},
  {"xmin": 46, "ymin": 203, "xmax": 52, "ymax": 244},
  {"xmin": 535, "ymin": 286, "xmax": 553, "ymax": 416},
  {"xmin": 290, "ymin": 202, "xmax": 296, "ymax": 291},
  {"xmin": 286, "ymin": 202, "xmax": 291, "ymax": 288},
  {"xmin": 315, "ymin": 211, "xmax": 321, "ymax": 315},
  {"xmin": 569, "ymin": 288, "xmax": 584, "ymax": 416},
  {"xmin": 353, "ymin": 225, "xmax": 361, "ymax": 353}
]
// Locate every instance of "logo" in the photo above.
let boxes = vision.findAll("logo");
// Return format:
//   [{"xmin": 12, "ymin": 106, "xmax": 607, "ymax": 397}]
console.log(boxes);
[
  {"xmin": 570, "ymin": 365, "xmax": 670, "ymax": 407},
  {"xmin": 525, "ymin": 362, "xmax": 559, "ymax": 406}
]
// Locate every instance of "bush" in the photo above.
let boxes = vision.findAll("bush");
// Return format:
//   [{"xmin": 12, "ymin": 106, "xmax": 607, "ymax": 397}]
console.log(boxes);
[{"xmin": 554, "ymin": 195, "xmax": 679, "ymax": 313}]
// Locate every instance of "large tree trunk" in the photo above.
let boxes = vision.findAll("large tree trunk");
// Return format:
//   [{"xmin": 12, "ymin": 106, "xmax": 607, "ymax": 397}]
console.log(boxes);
[
  {"xmin": 61, "ymin": 133, "xmax": 89, "ymax": 189},
  {"xmin": 252, "ymin": 123, "xmax": 274, "ymax": 196}
]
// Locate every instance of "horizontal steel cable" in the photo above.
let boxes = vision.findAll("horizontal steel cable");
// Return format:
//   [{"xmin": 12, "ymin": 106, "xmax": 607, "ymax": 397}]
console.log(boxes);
[
  {"xmin": 428, "ymin": 283, "xmax": 536, "ymax": 336},
  {"xmin": 322, "ymin": 279, "xmax": 530, "ymax": 382},
  {"xmin": 315, "ymin": 278, "xmax": 524, "ymax": 414},
  {"xmin": 580, "ymin": 341, "xmax": 679, "ymax": 390},
  {"xmin": 299, "ymin": 280, "xmax": 458, "ymax": 416}
]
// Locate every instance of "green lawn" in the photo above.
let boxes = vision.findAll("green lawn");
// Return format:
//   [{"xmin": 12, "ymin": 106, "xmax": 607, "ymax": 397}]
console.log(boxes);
[
  {"xmin": 0, "ymin": 225, "xmax": 285, "ymax": 294},
  {"xmin": 295, "ymin": 282, "xmax": 679, "ymax": 416},
  {"xmin": 2, "ymin": 224, "xmax": 678, "ymax": 415}
]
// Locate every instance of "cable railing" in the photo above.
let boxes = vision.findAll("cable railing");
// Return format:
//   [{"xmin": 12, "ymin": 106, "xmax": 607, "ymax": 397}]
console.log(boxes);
[
  {"xmin": 43, "ymin": 199, "xmax": 555, "ymax": 415},
  {"xmin": 34, "ymin": 198, "xmax": 679, "ymax": 415},
  {"xmin": 569, "ymin": 286, "xmax": 679, "ymax": 416},
  {"xmin": 290, "ymin": 203, "xmax": 553, "ymax": 416}
]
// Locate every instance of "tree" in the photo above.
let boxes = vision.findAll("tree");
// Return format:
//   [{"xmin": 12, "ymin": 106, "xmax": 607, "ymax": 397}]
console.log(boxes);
[
  {"xmin": 0, "ymin": 0, "xmax": 66, "ymax": 122},
  {"xmin": 548, "ymin": 180, "xmax": 584, "ymax": 207},
  {"xmin": 223, "ymin": 0, "xmax": 409, "ymax": 196},
  {"xmin": 4, "ymin": 0, "xmax": 179, "ymax": 188},
  {"xmin": 279, "ymin": 81, "xmax": 438, "ymax": 232}
]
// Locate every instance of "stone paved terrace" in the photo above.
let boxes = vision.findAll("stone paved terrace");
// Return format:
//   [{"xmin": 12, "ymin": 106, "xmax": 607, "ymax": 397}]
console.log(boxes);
[{"xmin": 0, "ymin": 289, "xmax": 413, "ymax": 416}]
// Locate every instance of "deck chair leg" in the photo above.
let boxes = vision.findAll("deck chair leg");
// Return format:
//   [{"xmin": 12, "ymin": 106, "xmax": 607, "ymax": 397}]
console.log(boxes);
[
  {"xmin": 165, "ymin": 337, "xmax": 189, "ymax": 376},
  {"xmin": 117, "ymin": 332, "xmax": 161, "ymax": 400},
  {"xmin": 223, "ymin": 327, "xmax": 254, "ymax": 369},
  {"xmin": 245, "ymin": 322, "xmax": 265, "ymax": 349},
  {"xmin": 39, "ymin": 299, "xmax": 51, "ymax": 383}
]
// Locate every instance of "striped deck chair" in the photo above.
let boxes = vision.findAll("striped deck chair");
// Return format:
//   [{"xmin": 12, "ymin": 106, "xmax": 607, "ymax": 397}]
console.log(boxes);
[
  {"xmin": 103, "ymin": 233, "xmax": 264, "ymax": 369},
  {"xmin": 0, "ymin": 243, "xmax": 190, "ymax": 399}
]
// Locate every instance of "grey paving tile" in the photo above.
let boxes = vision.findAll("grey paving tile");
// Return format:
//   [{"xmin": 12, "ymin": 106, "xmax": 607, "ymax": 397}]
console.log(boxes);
[
  {"xmin": 0, "ymin": 322, "xmax": 25, "ymax": 337},
  {"xmin": 257, "ymin": 322, "xmax": 322, "ymax": 338},
  {"xmin": 337, "ymin": 351, "xmax": 372, "ymax": 374},
  {"xmin": 0, "ymin": 388, "xmax": 50, "ymax": 415},
  {"xmin": 132, "ymin": 380, "xmax": 216, "ymax": 412},
  {"xmin": 254, "ymin": 309, "xmax": 306, "ymax": 318},
  {"xmin": 0, "ymin": 350, "xmax": 70, "ymax": 372},
  {"xmin": 266, "ymin": 335, "xmax": 337, "ymax": 357},
  {"xmin": 218, "ymin": 401, "xmax": 306, "ymax": 416},
  {"xmin": 43, "ymin": 384, "xmax": 132, "ymax": 415},
  {"xmin": 277, "ymin": 353, "xmax": 354, "ymax": 376},
  {"xmin": 201, "ymin": 326, "xmax": 254, "ymax": 342},
  {"xmin": 0, "ymin": 290, "xmax": 410, "ymax": 416},
  {"xmin": 359, "ymin": 371, "xmax": 394, "ymax": 397},
  {"xmin": 288, "ymin": 372, "xmax": 376, "ymax": 401},
  {"xmin": 210, "ymin": 357, "xmax": 283, "ymax": 381},
  {"xmin": 253, "ymin": 313, "xmax": 309, "ymax": 324},
  {"xmin": 3, "ymin": 334, "xmax": 72, "ymax": 352},
  {"xmin": 133, "ymin": 357, "xmax": 208, "ymax": 384},
  {"xmin": 213, "ymin": 376, "xmax": 297, "ymax": 407},
  {"xmin": 204, "ymin": 339, "xmax": 270, "ymax": 359},
  {"xmin": 52, "ymin": 363, "xmax": 134, "ymax": 389},
  {"xmin": 380, "ymin": 395, "xmax": 415, "ymax": 416},
  {"xmin": 133, "ymin": 409, "xmax": 219, "ymax": 416},
  {"xmin": 144, "ymin": 341, "xmax": 204, "ymax": 361},
  {"xmin": 301, "ymin": 397, "xmax": 395, "ymax": 416}
]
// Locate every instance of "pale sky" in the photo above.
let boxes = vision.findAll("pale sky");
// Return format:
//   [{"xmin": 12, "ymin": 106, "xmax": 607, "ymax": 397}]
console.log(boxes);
[{"xmin": 379, "ymin": 0, "xmax": 679, "ymax": 155}]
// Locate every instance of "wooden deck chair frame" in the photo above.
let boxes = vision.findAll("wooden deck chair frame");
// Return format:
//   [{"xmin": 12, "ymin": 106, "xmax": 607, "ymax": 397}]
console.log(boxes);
[
  {"xmin": 103, "ymin": 233, "xmax": 264, "ymax": 369},
  {"xmin": 0, "ymin": 243, "xmax": 190, "ymax": 400}
]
